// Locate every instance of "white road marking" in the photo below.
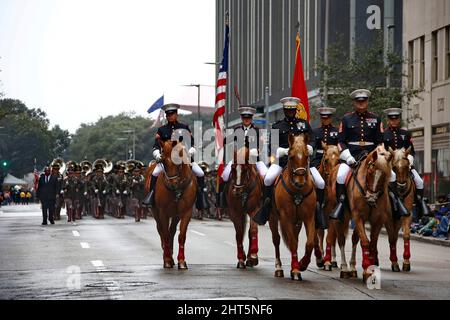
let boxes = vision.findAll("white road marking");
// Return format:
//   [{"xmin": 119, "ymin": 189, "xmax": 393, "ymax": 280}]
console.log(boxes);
[
  {"xmin": 80, "ymin": 242, "xmax": 90, "ymax": 249},
  {"xmin": 91, "ymin": 260, "xmax": 104, "ymax": 268},
  {"xmin": 190, "ymin": 230, "xmax": 206, "ymax": 236},
  {"xmin": 72, "ymin": 230, "xmax": 80, "ymax": 237}
]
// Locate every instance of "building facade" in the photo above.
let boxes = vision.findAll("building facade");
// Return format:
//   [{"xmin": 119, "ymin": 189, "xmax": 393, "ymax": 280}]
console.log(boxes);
[
  {"xmin": 403, "ymin": 0, "xmax": 450, "ymax": 200},
  {"xmin": 215, "ymin": 0, "xmax": 403, "ymax": 127}
]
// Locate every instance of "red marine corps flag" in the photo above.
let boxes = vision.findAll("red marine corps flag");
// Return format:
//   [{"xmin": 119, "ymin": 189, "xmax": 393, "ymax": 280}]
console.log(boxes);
[
  {"xmin": 213, "ymin": 13, "xmax": 230, "ymax": 191},
  {"xmin": 292, "ymin": 32, "xmax": 310, "ymax": 121}
]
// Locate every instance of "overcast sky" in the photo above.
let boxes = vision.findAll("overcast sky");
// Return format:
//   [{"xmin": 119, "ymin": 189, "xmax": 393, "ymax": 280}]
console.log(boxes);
[{"xmin": 0, "ymin": 0, "xmax": 216, "ymax": 133}]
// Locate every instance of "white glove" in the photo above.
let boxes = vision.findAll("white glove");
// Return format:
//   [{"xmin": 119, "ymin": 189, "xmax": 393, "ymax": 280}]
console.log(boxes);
[
  {"xmin": 83, "ymin": 192, "xmax": 88, "ymax": 196},
  {"xmin": 276, "ymin": 147, "xmax": 289, "ymax": 159},
  {"xmin": 60, "ymin": 190, "xmax": 64, "ymax": 195},
  {"xmin": 407, "ymin": 155, "xmax": 414, "ymax": 167},
  {"xmin": 249, "ymin": 148, "xmax": 259, "ymax": 157},
  {"xmin": 188, "ymin": 147, "xmax": 196, "ymax": 156},
  {"xmin": 123, "ymin": 190, "xmax": 128, "ymax": 195},
  {"xmin": 340, "ymin": 149, "xmax": 356, "ymax": 166},
  {"xmin": 116, "ymin": 190, "xmax": 120, "ymax": 195},
  {"xmin": 153, "ymin": 149, "xmax": 162, "ymax": 161},
  {"xmin": 103, "ymin": 190, "xmax": 107, "ymax": 195},
  {"xmin": 307, "ymin": 145, "xmax": 314, "ymax": 156},
  {"xmin": 95, "ymin": 189, "xmax": 99, "ymax": 194}
]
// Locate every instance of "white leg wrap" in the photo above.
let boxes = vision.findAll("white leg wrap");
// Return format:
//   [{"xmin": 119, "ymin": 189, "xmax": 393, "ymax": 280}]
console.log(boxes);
[
  {"xmin": 390, "ymin": 170, "xmax": 396, "ymax": 183},
  {"xmin": 256, "ymin": 161, "xmax": 268, "ymax": 178},
  {"xmin": 221, "ymin": 161, "xmax": 233, "ymax": 182},
  {"xmin": 264, "ymin": 164, "xmax": 282, "ymax": 186},
  {"xmin": 152, "ymin": 163, "xmax": 164, "ymax": 177},
  {"xmin": 337, "ymin": 164, "xmax": 351, "ymax": 184},
  {"xmin": 411, "ymin": 169, "xmax": 424, "ymax": 189},
  {"xmin": 310, "ymin": 166, "xmax": 325, "ymax": 189},
  {"xmin": 191, "ymin": 162, "xmax": 205, "ymax": 177}
]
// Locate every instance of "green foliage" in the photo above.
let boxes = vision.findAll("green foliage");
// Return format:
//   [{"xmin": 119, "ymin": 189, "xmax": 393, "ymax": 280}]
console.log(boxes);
[
  {"xmin": 0, "ymin": 99, "xmax": 67, "ymax": 176},
  {"xmin": 314, "ymin": 32, "xmax": 421, "ymax": 125}
]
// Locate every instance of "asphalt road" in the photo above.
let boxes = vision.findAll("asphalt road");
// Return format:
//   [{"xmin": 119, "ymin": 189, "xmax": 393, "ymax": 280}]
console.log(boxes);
[{"xmin": 1, "ymin": 204, "xmax": 449, "ymax": 300}]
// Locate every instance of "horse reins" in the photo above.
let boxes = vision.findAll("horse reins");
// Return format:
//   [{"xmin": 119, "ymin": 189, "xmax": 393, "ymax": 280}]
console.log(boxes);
[
  {"xmin": 280, "ymin": 166, "xmax": 314, "ymax": 206},
  {"xmin": 161, "ymin": 161, "xmax": 193, "ymax": 203}
]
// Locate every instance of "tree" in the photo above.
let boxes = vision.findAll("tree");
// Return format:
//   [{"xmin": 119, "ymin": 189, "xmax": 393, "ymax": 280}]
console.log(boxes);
[
  {"xmin": 0, "ymin": 99, "xmax": 60, "ymax": 176},
  {"xmin": 314, "ymin": 32, "xmax": 420, "ymax": 125}
]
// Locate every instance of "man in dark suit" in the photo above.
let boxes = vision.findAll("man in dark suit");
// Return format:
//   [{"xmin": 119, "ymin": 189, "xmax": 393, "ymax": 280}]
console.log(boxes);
[{"xmin": 36, "ymin": 166, "xmax": 58, "ymax": 225}]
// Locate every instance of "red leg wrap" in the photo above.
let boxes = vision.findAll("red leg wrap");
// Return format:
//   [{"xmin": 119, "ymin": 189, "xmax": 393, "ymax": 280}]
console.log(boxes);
[
  {"xmin": 323, "ymin": 244, "xmax": 332, "ymax": 263},
  {"xmin": 291, "ymin": 253, "xmax": 300, "ymax": 270},
  {"xmin": 361, "ymin": 245, "xmax": 371, "ymax": 270},
  {"xmin": 403, "ymin": 240, "xmax": 411, "ymax": 260},
  {"xmin": 237, "ymin": 245, "xmax": 245, "ymax": 261},
  {"xmin": 177, "ymin": 244, "xmax": 185, "ymax": 261},
  {"xmin": 249, "ymin": 236, "xmax": 258, "ymax": 255},
  {"xmin": 390, "ymin": 244, "xmax": 398, "ymax": 263}
]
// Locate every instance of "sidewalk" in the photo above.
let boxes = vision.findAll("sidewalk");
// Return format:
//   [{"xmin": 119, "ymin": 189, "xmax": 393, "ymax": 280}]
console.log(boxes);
[{"xmin": 366, "ymin": 225, "xmax": 450, "ymax": 248}]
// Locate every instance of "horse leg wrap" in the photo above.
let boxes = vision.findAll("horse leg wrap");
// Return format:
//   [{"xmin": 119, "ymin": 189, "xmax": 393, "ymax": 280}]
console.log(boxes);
[
  {"xmin": 314, "ymin": 245, "xmax": 323, "ymax": 260},
  {"xmin": 250, "ymin": 236, "xmax": 258, "ymax": 255},
  {"xmin": 403, "ymin": 240, "xmax": 411, "ymax": 260},
  {"xmin": 291, "ymin": 253, "xmax": 300, "ymax": 271},
  {"xmin": 177, "ymin": 245, "xmax": 185, "ymax": 262},
  {"xmin": 390, "ymin": 244, "xmax": 398, "ymax": 263},
  {"xmin": 323, "ymin": 244, "xmax": 332, "ymax": 263},
  {"xmin": 361, "ymin": 246, "xmax": 371, "ymax": 270},
  {"xmin": 237, "ymin": 245, "xmax": 245, "ymax": 261}
]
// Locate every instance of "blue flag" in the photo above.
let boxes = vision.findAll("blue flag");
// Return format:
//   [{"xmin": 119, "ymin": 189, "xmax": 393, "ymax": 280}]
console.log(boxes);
[{"xmin": 147, "ymin": 95, "xmax": 164, "ymax": 113}]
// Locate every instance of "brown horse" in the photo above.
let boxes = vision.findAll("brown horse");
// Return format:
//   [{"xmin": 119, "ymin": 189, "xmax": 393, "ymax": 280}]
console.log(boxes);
[
  {"xmin": 384, "ymin": 147, "xmax": 415, "ymax": 272},
  {"xmin": 269, "ymin": 134, "xmax": 317, "ymax": 281},
  {"xmin": 346, "ymin": 145, "xmax": 393, "ymax": 282},
  {"xmin": 226, "ymin": 147, "xmax": 263, "ymax": 269},
  {"xmin": 144, "ymin": 140, "xmax": 197, "ymax": 269},
  {"xmin": 317, "ymin": 143, "xmax": 341, "ymax": 271}
]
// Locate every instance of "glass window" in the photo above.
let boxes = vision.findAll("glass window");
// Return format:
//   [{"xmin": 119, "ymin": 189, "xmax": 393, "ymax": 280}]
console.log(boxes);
[
  {"xmin": 446, "ymin": 26, "xmax": 450, "ymax": 79},
  {"xmin": 420, "ymin": 36, "xmax": 425, "ymax": 87},
  {"xmin": 432, "ymin": 148, "xmax": 450, "ymax": 201},
  {"xmin": 414, "ymin": 150, "xmax": 424, "ymax": 174},
  {"xmin": 432, "ymin": 31, "xmax": 438, "ymax": 83},
  {"xmin": 408, "ymin": 40, "xmax": 414, "ymax": 88}
]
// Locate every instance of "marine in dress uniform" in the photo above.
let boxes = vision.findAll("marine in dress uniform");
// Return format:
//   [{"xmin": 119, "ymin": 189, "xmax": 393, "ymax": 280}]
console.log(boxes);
[
  {"xmin": 142, "ymin": 103, "xmax": 209, "ymax": 210},
  {"xmin": 311, "ymin": 107, "xmax": 339, "ymax": 168},
  {"xmin": 130, "ymin": 162, "xmax": 146, "ymax": 222},
  {"xmin": 383, "ymin": 108, "xmax": 430, "ymax": 217},
  {"xmin": 112, "ymin": 162, "xmax": 130, "ymax": 219},
  {"xmin": 330, "ymin": 89, "xmax": 386, "ymax": 220},
  {"xmin": 90, "ymin": 161, "xmax": 109, "ymax": 219},
  {"xmin": 217, "ymin": 106, "xmax": 268, "ymax": 208},
  {"xmin": 253, "ymin": 97, "xmax": 327, "ymax": 229},
  {"xmin": 61, "ymin": 165, "xmax": 79, "ymax": 223}
]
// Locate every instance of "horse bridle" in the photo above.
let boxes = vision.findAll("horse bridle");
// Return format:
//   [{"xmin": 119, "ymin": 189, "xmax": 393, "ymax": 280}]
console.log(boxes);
[
  {"xmin": 231, "ymin": 164, "xmax": 257, "ymax": 208},
  {"xmin": 392, "ymin": 158, "xmax": 413, "ymax": 199},
  {"xmin": 280, "ymin": 163, "xmax": 314, "ymax": 206},
  {"xmin": 160, "ymin": 157, "xmax": 193, "ymax": 202},
  {"xmin": 353, "ymin": 159, "xmax": 384, "ymax": 207}
]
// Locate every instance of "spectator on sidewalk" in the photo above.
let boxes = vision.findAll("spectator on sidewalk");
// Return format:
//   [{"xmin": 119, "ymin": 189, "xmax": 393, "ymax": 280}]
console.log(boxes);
[{"xmin": 418, "ymin": 212, "xmax": 439, "ymax": 237}]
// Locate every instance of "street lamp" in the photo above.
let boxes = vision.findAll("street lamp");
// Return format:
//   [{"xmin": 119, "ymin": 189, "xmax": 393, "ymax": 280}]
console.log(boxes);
[
  {"xmin": 121, "ymin": 129, "xmax": 136, "ymax": 160},
  {"xmin": 182, "ymin": 84, "xmax": 201, "ymax": 122},
  {"xmin": 116, "ymin": 137, "xmax": 128, "ymax": 160}
]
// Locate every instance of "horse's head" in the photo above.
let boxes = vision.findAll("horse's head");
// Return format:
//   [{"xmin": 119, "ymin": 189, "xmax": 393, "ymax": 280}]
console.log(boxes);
[
  {"xmin": 321, "ymin": 142, "xmax": 340, "ymax": 176},
  {"xmin": 364, "ymin": 145, "xmax": 392, "ymax": 207},
  {"xmin": 230, "ymin": 147, "xmax": 252, "ymax": 197},
  {"xmin": 391, "ymin": 147, "xmax": 411, "ymax": 190},
  {"xmin": 287, "ymin": 133, "xmax": 310, "ymax": 189},
  {"xmin": 159, "ymin": 139, "xmax": 190, "ymax": 184}
]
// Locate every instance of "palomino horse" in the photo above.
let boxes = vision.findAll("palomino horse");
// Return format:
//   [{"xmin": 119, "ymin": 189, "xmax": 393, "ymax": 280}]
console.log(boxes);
[
  {"xmin": 384, "ymin": 147, "xmax": 415, "ymax": 272},
  {"xmin": 144, "ymin": 140, "xmax": 197, "ymax": 269},
  {"xmin": 346, "ymin": 146, "xmax": 393, "ymax": 282},
  {"xmin": 269, "ymin": 134, "xmax": 317, "ymax": 281},
  {"xmin": 226, "ymin": 147, "xmax": 263, "ymax": 269},
  {"xmin": 317, "ymin": 143, "xmax": 341, "ymax": 271}
]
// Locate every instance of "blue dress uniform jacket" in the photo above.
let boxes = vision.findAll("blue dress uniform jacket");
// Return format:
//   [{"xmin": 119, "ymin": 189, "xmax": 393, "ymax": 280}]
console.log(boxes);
[
  {"xmin": 271, "ymin": 117, "xmax": 314, "ymax": 168},
  {"xmin": 311, "ymin": 125, "xmax": 339, "ymax": 168},
  {"xmin": 383, "ymin": 127, "xmax": 415, "ymax": 156},
  {"xmin": 338, "ymin": 111, "xmax": 383, "ymax": 160},
  {"xmin": 224, "ymin": 123, "xmax": 262, "ymax": 162},
  {"xmin": 152, "ymin": 121, "xmax": 195, "ymax": 152}
]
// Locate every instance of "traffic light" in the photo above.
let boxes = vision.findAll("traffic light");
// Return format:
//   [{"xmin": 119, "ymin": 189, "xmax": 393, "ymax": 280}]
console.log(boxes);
[{"xmin": 2, "ymin": 161, "xmax": 7, "ymax": 167}]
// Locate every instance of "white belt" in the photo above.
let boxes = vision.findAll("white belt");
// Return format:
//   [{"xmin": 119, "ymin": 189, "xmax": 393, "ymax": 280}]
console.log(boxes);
[
  {"xmin": 348, "ymin": 142, "xmax": 375, "ymax": 146},
  {"xmin": 316, "ymin": 150, "xmax": 324, "ymax": 154}
]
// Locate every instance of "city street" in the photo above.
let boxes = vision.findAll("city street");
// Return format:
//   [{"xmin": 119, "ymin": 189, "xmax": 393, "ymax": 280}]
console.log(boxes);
[{"xmin": 1, "ymin": 204, "xmax": 449, "ymax": 300}]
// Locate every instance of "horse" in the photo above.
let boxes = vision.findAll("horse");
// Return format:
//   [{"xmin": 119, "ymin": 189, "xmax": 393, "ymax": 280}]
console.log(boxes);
[
  {"xmin": 317, "ymin": 143, "xmax": 341, "ymax": 271},
  {"xmin": 384, "ymin": 147, "xmax": 415, "ymax": 272},
  {"xmin": 345, "ymin": 145, "xmax": 393, "ymax": 282},
  {"xmin": 225, "ymin": 146, "xmax": 263, "ymax": 269},
  {"xmin": 144, "ymin": 140, "xmax": 197, "ymax": 269},
  {"xmin": 269, "ymin": 133, "xmax": 317, "ymax": 281}
]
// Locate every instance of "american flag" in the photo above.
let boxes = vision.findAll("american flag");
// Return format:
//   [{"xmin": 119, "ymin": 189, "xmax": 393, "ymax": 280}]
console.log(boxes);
[
  {"xmin": 213, "ymin": 16, "xmax": 230, "ymax": 190},
  {"xmin": 33, "ymin": 167, "xmax": 40, "ymax": 191}
]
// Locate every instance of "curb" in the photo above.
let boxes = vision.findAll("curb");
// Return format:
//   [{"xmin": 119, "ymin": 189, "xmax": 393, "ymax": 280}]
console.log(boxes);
[{"xmin": 366, "ymin": 226, "xmax": 450, "ymax": 247}]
